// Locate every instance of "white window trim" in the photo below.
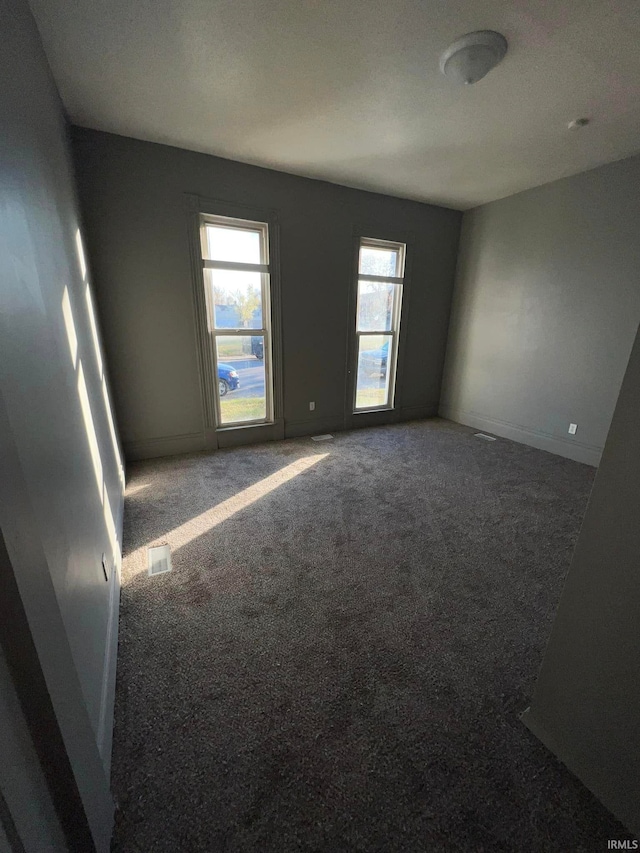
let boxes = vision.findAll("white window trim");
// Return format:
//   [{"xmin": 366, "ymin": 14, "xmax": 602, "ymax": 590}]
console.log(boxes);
[
  {"xmin": 353, "ymin": 237, "xmax": 406, "ymax": 414},
  {"xmin": 199, "ymin": 213, "xmax": 275, "ymax": 428}
]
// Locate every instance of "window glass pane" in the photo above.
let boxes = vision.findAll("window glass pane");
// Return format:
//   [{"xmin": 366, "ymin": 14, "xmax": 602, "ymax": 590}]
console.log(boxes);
[
  {"xmin": 359, "ymin": 246, "xmax": 398, "ymax": 277},
  {"xmin": 205, "ymin": 225, "xmax": 262, "ymax": 264},
  {"xmin": 215, "ymin": 336, "xmax": 266, "ymax": 424},
  {"xmin": 205, "ymin": 268, "xmax": 264, "ymax": 330},
  {"xmin": 355, "ymin": 334, "xmax": 392, "ymax": 409},
  {"xmin": 357, "ymin": 281, "xmax": 397, "ymax": 331}
]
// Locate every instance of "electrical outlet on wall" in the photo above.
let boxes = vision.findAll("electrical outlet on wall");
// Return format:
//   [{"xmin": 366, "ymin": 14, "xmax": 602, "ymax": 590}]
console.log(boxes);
[
  {"xmin": 568, "ymin": 423, "xmax": 578, "ymax": 435},
  {"xmin": 309, "ymin": 401, "xmax": 315, "ymax": 411}
]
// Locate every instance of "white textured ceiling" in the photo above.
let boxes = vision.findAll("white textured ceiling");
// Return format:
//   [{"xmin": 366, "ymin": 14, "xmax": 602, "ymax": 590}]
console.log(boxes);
[{"xmin": 29, "ymin": 0, "xmax": 640, "ymax": 209}]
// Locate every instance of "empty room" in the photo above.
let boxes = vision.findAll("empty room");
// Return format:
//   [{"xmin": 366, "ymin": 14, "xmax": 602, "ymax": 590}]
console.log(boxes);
[{"xmin": 2, "ymin": 0, "xmax": 640, "ymax": 850}]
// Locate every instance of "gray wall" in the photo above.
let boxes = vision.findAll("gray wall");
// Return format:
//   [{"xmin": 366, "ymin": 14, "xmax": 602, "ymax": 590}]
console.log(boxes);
[
  {"xmin": 72, "ymin": 128, "xmax": 461, "ymax": 460},
  {"xmin": 0, "ymin": 0, "xmax": 123, "ymax": 848},
  {"xmin": 0, "ymin": 646, "xmax": 65, "ymax": 851},
  {"xmin": 440, "ymin": 154, "xmax": 640, "ymax": 465},
  {"xmin": 523, "ymin": 317, "xmax": 640, "ymax": 835}
]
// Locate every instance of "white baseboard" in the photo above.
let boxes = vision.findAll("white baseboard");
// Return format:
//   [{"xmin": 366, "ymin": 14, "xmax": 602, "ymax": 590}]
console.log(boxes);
[{"xmin": 439, "ymin": 405, "xmax": 602, "ymax": 466}]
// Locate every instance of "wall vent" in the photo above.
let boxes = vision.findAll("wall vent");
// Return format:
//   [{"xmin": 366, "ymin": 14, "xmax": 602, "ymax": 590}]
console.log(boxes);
[
  {"xmin": 474, "ymin": 433, "xmax": 497, "ymax": 441},
  {"xmin": 148, "ymin": 544, "xmax": 172, "ymax": 576},
  {"xmin": 311, "ymin": 434, "xmax": 334, "ymax": 442}
]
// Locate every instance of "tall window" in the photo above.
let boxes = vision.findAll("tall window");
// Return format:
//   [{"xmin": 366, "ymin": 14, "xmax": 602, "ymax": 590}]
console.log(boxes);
[
  {"xmin": 353, "ymin": 237, "xmax": 405, "ymax": 411},
  {"xmin": 199, "ymin": 215, "xmax": 273, "ymax": 426}
]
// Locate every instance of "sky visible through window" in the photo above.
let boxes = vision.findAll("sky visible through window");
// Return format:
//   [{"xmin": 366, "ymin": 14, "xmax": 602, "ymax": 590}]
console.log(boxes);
[
  {"xmin": 206, "ymin": 226, "xmax": 263, "ymax": 330},
  {"xmin": 207, "ymin": 225, "xmax": 261, "ymax": 264},
  {"xmin": 359, "ymin": 246, "xmax": 398, "ymax": 277}
]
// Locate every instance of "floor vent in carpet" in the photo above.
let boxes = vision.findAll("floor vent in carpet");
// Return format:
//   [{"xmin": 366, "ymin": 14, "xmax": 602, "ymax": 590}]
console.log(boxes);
[
  {"xmin": 311, "ymin": 434, "xmax": 334, "ymax": 441},
  {"xmin": 474, "ymin": 433, "xmax": 497, "ymax": 441},
  {"xmin": 148, "ymin": 545, "xmax": 172, "ymax": 576}
]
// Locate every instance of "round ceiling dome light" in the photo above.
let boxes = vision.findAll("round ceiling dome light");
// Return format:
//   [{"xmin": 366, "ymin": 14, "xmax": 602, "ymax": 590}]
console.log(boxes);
[
  {"xmin": 440, "ymin": 30, "xmax": 508, "ymax": 85},
  {"xmin": 568, "ymin": 117, "xmax": 590, "ymax": 130}
]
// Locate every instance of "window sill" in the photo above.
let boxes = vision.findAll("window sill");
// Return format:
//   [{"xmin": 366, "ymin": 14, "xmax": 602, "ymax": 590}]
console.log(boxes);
[{"xmin": 216, "ymin": 420, "xmax": 276, "ymax": 432}]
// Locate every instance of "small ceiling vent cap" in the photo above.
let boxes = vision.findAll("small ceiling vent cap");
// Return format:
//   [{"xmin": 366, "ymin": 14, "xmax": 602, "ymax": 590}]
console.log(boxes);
[{"xmin": 440, "ymin": 30, "xmax": 508, "ymax": 85}]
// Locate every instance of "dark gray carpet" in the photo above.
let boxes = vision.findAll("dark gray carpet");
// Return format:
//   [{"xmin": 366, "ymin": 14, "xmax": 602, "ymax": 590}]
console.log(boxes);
[{"xmin": 111, "ymin": 419, "xmax": 630, "ymax": 852}]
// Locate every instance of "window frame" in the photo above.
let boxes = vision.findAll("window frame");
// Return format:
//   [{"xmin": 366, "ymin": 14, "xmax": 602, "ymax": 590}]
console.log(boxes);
[
  {"xmin": 186, "ymin": 195, "xmax": 284, "ymax": 450},
  {"xmin": 352, "ymin": 237, "xmax": 406, "ymax": 414},
  {"xmin": 199, "ymin": 214, "xmax": 274, "ymax": 428}
]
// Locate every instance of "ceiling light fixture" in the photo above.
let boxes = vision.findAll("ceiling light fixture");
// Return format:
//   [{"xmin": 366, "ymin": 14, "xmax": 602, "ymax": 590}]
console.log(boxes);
[
  {"xmin": 568, "ymin": 118, "xmax": 590, "ymax": 130},
  {"xmin": 440, "ymin": 30, "xmax": 508, "ymax": 85}
]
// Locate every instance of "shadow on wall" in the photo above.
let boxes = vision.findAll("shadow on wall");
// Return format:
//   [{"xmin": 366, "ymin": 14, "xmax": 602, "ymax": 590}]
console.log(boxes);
[{"xmin": 441, "ymin": 211, "xmax": 496, "ymax": 414}]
